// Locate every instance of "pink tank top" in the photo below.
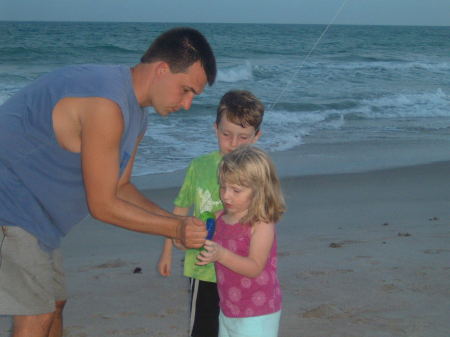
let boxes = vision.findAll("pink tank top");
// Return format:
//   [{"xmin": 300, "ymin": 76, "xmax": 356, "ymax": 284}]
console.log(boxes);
[{"xmin": 213, "ymin": 214, "xmax": 282, "ymax": 317}]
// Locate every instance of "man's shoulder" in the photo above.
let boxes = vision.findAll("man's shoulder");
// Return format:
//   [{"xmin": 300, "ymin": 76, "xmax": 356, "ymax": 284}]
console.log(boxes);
[
  {"xmin": 55, "ymin": 64, "xmax": 126, "ymax": 83},
  {"xmin": 61, "ymin": 64, "xmax": 121, "ymax": 71}
]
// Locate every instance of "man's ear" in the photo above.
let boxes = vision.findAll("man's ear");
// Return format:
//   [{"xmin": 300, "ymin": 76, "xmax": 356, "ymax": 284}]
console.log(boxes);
[{"xmin": 156, "ymin": 61, "xmax": 170, "ymax": 76}]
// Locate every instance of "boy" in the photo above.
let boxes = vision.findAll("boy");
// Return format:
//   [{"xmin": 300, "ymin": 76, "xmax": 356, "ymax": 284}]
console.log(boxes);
[{"xmin": 157, "ymin": 90, "xmax": 264, "ymax": 337}]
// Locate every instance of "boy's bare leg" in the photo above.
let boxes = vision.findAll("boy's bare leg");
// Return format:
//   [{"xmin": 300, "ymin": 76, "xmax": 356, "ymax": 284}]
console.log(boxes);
[
  {"xmin": 13, "ymin": 312, "xmax": 55, "ymax": 337},
  {"xmin": 48, "ymin": 300, "xmax": 66, "ymax": 337}
]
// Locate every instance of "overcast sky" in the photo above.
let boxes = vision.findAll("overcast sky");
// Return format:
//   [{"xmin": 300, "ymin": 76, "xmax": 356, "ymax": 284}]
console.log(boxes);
[{"xmin": 1, "ymin": 0, "xmax": 449, "ymax": 26}]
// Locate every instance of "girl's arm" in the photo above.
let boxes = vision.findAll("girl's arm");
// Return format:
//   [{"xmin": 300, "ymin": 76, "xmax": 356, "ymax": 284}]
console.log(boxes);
[{"xmin": 197, "ymin": 221, "xmax": 275, "ymax": 278}]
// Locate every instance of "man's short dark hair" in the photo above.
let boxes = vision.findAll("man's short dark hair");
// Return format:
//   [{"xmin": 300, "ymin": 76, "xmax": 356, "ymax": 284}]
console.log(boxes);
[{"xmin": 141, "ymin": 27, "xmax": 217, "ymax": 86}]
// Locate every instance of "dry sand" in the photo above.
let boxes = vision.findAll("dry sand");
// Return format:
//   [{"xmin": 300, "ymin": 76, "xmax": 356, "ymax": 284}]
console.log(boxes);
[{"xmin": 1, "ymin": 161, "xmax": 449, "ymax": 337}]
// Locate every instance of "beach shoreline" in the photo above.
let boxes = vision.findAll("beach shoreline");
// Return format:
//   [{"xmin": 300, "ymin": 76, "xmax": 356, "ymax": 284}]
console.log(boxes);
[
  {"xmin": 1, "ymin": 159, "xmax": 449, "ymax": 337},
  {"xmin": 132, "ymin": 137, "xmax": 450, "ymax": 190}
]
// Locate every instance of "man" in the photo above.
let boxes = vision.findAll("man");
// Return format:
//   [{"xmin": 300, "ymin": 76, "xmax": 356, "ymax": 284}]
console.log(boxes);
[{"xmin": 0, "ymin": 27, "xmax": 216, "ymax": 337}]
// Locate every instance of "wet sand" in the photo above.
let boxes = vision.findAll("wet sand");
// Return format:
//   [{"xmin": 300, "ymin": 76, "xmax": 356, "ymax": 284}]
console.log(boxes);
[{"xmin": 1, "ymin": 161, "xmax": 449, "ymax": 336}]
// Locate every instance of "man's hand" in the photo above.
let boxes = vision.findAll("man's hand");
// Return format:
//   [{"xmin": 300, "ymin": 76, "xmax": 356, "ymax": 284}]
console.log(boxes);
[{"xmin": 177, "ymin": 216, "xmax": 207, "ymax": 248}]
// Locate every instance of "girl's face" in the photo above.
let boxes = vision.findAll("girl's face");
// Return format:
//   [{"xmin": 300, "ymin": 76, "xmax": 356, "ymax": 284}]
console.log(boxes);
[{"xmin": 220, "ymin": 181, "xmax": 253, "ymax": 221}]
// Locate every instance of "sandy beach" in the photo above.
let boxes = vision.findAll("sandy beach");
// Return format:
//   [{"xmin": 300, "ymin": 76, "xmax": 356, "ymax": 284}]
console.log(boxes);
[{"xmin": 1, "ymin": 159, "xmax": 449, "ymax": 337}]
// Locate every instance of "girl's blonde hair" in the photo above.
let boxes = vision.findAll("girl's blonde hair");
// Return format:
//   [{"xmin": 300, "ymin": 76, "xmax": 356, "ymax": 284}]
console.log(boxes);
[{"xmin": 219, "ymin": 145, "xmax": 286, "ymax": 225}]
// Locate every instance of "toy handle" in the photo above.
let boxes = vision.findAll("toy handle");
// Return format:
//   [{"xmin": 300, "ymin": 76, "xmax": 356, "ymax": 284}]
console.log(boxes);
[
  {"xmin": 199, "ymin": 211, "xmax": 216, "ymax": 241},
  {"xmin": 206, "ymin": 218, "xmax": 216, "ymax": 240}
]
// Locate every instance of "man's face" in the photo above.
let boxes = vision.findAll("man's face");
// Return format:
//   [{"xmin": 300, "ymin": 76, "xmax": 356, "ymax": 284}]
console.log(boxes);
[
  {"xmin": 151, "ymin": 61, "xmax": 207, "ymax": 116},
  {"xmin": 215, "ymin": 114, "xmax": 261, "ymax": 155}
]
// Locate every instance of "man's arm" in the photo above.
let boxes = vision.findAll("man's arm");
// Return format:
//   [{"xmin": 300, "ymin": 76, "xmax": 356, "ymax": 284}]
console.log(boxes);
[
  {"xmin": 116, "ymin": 133, "xmax": 174, "ymax": 217},
  {"xmin": 78, "ymin": 98, "xmax": 206, "ymax": 247},
  {"xmin": 171, "ymin": 206, "xmax": 191, "ymax": 249}
]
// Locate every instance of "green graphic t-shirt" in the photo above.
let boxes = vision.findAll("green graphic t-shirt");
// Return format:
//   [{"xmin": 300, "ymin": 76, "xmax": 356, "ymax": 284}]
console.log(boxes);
[{"xmin": 174, "ymin": 151, "xmax": 223, "ymax": 282}]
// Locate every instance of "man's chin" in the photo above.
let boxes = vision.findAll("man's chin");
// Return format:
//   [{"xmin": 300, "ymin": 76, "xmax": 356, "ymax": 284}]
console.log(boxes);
[{"xmin": 155, "ymin": 108, "xmax": 172, "ymax": 116}]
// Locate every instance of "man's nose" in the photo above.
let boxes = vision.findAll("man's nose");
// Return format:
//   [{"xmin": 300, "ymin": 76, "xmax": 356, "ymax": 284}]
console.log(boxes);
[{"xmin": 181, "ymin": 95, "xmax": 193, "ymax": 110}]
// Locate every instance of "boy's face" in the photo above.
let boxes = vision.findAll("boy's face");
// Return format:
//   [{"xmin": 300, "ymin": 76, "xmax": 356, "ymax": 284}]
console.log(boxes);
[{"xmin": 215, "ymin": 114, "xmax": 261, "ymax": 155}]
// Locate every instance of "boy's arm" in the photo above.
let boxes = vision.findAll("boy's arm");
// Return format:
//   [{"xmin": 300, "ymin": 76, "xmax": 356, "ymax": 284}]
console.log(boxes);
[
  {"xmin": 157, "ymin": 206, "xmax": 190, "ymax": 276},
  {"xmin": 197, "ymin": 222, "xmax": 275, "ymax": 278}
]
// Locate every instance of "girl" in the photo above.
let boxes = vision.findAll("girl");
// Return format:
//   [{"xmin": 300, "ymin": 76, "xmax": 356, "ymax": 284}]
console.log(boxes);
[{"xmin": 197, "ymin": 145, "xmax": 285, "ymax": 337}]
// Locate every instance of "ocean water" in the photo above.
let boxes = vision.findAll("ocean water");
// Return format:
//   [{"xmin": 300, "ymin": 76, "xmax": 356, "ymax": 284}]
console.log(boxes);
[{"xmin": 1, "ymin": 22, "xmax": 449, "ymax": 176}]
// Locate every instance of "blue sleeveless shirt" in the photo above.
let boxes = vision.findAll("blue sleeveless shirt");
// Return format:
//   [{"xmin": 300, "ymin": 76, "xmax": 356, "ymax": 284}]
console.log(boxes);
[{"xmin": 0, "ymin": 65, "xmax": 147, "ymax": 249}]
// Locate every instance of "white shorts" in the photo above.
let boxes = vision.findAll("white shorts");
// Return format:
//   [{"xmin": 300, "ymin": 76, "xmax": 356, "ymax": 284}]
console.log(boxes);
[{"xmin": 219, "ymin": 310, "xmax": 281, "ymax": 337}]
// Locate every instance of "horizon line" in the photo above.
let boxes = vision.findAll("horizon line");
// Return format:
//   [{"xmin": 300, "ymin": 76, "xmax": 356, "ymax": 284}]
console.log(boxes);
[{"xmin": 0, "ymin": 20, "xmax": 449, "ymax": 28}]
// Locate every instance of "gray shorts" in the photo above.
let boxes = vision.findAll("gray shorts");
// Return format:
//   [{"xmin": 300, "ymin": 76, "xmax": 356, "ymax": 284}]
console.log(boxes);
[{"xmin": 0, "ymin": 226, "xmax": 67, "ymax": 315}]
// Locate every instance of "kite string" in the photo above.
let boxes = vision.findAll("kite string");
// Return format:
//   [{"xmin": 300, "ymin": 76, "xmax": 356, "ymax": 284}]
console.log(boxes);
[{"xmin": 268, "ymin": 0, "xmax": 351, "ymax": 111}]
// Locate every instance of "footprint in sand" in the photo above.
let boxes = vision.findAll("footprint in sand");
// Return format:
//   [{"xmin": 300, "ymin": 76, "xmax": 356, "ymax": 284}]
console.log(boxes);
[
  {"xmin": 423, "ymin": 248, "xmax": 450, "ymax": 254},
  {"xmin": 302, "ymin": 304, "xmax": 345, "ymax": 319},
  {"xmin": 63, "ymin": 326, "xmax": 87, "ymax": 337},
  {"xmin": 78, "ymin": 258, "xmax": 129, "ymax": 272},
  {"xmin": 94, "ymin": 259, "xmax": 128, "ymax": 269},
  {"xmin": 381, "ymin": 283, "xmax": 400, "ymax": 292},
  {"xmin": 329, "ymin": 240, "xmax": 364, "ymax": 248}
]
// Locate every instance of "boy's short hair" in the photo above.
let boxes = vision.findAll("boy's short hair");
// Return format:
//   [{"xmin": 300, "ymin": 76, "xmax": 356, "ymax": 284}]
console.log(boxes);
[
  {"xmin": 216, "ymin": 90, "xmax": 265, "ymax": 133},
  {"xmin": 140, "ymin": 27, "xmax": 217, "ymax": 86}
]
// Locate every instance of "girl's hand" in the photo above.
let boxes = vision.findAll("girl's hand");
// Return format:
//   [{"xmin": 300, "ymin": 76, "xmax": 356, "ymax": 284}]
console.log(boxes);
[{"xmin": 196, "ymin": 240, "xmax": 223, "ymax": 265}]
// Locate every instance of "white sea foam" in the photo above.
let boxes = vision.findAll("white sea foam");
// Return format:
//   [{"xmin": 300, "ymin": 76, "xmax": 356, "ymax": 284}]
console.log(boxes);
[
  {"xmin": 360, "ymin": 89, "xmax": 450, "ymax": 119},
  {"xmin": 1, "ymin": 22, "xmax": 448, "ymax": 177},
  {"xmin": 217, "ymin": 61, "xmax": 253, "ymax": 83},
  {"xmin": 321, "ymin": 60, "xmax": 450, "ymax": 73},
  {"xmin": 0, "ymin": 93, "xmax": 11, "ymax": 105}
]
